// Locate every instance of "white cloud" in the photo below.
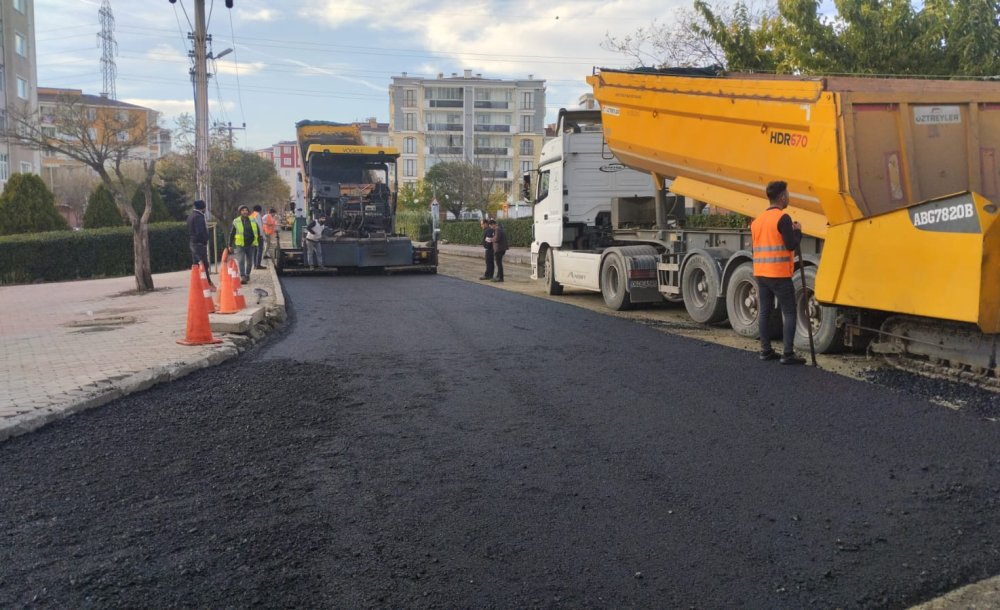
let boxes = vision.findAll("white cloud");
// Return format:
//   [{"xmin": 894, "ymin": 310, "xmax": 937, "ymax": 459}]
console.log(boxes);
[
  {"xmin": 238, "ymin": 8, "xmax": 280, "ymax": 22},
  {"xmin": 124, "ymin": 98, "xmax": 234, "ymax": 118},
  {"xmin": 213, "ymin": 59, "xmax": 267, "ymax": 76}
]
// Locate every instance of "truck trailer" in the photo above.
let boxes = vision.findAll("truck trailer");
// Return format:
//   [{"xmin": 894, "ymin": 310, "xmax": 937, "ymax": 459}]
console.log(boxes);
[
  {"xmin": 275, "ymin": 120, "xmax": 437, "ymax": 274},
  {"xmin": 530, "ymin": 68, "xmax": 1000, "ymax": 378}
]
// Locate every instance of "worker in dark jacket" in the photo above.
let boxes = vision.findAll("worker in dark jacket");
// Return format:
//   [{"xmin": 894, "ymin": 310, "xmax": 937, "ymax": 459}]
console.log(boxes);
[
  {"xmin": 489, "ymin": 218, "xmax": 508, "ymax": 283},
  {"xmin": 751, "ymin": 180, "xmax": 804, "ymax": 365},
  {"xmin": 186, "ymin": 199, "xmax": 214, "ymax": 288},
  {"xmin": 229, "ymin": 205, "xmax": 259, "ymax": 284},
  {"xmin": 479, "ymin": 217, "xmax": 495, "ymax": 280}
]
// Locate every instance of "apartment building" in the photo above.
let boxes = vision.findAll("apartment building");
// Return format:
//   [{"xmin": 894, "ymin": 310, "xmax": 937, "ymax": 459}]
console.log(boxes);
[
  {"xmin": 388, "ymin": 70, "xmax": 545, "ymax": 201},
  {"xmin": 38, "ymin": 88, "xmax": 169, "ymax": 226},
  {"xmin": 0, "ymin": 0, "xmax": 41, "ymax": 183}
]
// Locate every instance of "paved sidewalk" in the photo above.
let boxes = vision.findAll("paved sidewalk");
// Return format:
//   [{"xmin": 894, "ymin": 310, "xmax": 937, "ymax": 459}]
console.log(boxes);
[
  {"xmin": 438, "ymin": 243, "xmax": 531, "ymax": 265},
  {"xmin": 0, "ymin": 263, "xmax": 284, "ymax": 441}
]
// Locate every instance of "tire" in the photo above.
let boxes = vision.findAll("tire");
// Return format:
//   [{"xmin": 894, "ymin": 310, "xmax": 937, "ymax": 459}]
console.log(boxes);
[
  {"xmin": 544, "ymin": 248, "xmax": 563, "ymax": 295},
  {"xmin": 794, "ymin": 265, "xmax": 844, "ymax": 353},
  {"xmin": 681, "ymin": 253, "xmax": 727, "ymax": 324},
  {"xmin": 600, "ymin": 252, "xmax": 633, "ymax": 311},
  {"xmin": 275, "ymin": 248, "xmax": 286, "ymax": 276},
  {"xmin": 725, "ymin": 262, "xmax": 782, "ymax": 339}
]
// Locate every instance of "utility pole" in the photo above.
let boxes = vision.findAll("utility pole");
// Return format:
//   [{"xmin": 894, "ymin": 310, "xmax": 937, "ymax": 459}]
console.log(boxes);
[
  {"xmin": 98, "ymin": 0, "xmax": 117, "ymax": 100},
  {"xmin": 213, "ymin": 121, "xmax": 246, "ymax": 148},
  {"xmin": 190, "ymin": 0, "xmax": 211, "ymax": 220}
]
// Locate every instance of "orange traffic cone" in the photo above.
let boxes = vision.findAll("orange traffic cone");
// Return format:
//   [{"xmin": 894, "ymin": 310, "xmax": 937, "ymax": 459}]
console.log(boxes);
[
  {"xmin": 217, "ymin": 254, "xmax": 242, "ymax": 314},
  {"xmin": 230, "ymin": 259, "xmax": 247, "ymax": 309},
  {"xmin": 199, "ymin": 267, "xmax": 217, "ymax": 313},
  {"xmin": 177, "ymin": 265, "xmax": 223, "ymax": 346}
]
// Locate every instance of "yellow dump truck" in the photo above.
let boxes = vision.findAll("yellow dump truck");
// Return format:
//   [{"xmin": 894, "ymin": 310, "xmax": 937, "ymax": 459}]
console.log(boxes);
[
  {"xmin": 540, "ymin": 67, "xmax": 1000, "ymax": 375},
  {"xmin": 275, "ymin": 120, "xmax": 437, "ymax": 274}
]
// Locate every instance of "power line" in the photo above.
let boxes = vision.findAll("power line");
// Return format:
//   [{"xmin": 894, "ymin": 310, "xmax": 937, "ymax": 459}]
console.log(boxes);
[{"xmin": 226, "ymin": 7, "xmax": 247, "ymax": 129}]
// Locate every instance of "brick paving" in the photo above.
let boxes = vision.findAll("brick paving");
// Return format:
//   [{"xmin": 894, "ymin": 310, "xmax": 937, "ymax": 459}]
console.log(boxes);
[{"xmin": 0, "ymin": 264, "xmax": 280, "ymax": 441}]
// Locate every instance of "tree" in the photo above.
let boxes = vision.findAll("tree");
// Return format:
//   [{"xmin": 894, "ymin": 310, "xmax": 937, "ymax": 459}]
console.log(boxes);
[
  {"xmin": 7, "ymin": 92, "xmax": 160, "ymax": 291},
  {"xmin": 83, "ymin": 183, "xmax": 124, "ymax": 229},
  {"xmin": 131, "ymin": 185, "xmax": 172, "ymax": 222},
  {"xmin": 44, "ymin": 167, "xmax": 99, "ymax": 229},
  {"xmin": 397, "ymin": 180, "xmax": 434, "ymax": 212},
  {"xmin": 424, "ymin": 161, "xmax": 503, "ymax": 219},
  {"xmin": 606, "ymin": 0, "xmax": 1000, "ymax": 77},
  {"xmin": 0, "ymin": 173, "xmax": 69, "ymax": 235}
]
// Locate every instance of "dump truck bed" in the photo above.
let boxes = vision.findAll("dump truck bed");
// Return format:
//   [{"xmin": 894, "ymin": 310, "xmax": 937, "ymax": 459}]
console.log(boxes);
[{"xmin": 588, "ymin": 68, "xmax": 1000, "ymax": 332}]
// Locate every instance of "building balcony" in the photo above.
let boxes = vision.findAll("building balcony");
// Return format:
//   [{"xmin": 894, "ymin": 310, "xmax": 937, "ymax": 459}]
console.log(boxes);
[
  {"xmin": 428, "ymin": 99, "xmax": 463, "ymax": 108},
  {"xmin": 474, "ymin": 101, "xmax": 509, "ymax": 109},
  {"xmin": 427, "ymin": 123, "xmax": 464, "ymax": 132},
  {"xmin": 429, "ymin": 146, "xmax": 464, "ymax": 155},
  {"xmin": 473, "ymin": 124, "xmax": 511, "ymax": 133},
  {"xmin": 483, "ymin": 170, "xmax": 510, "ymax": 179},
  {"xmin": 474, "ymin": 147, "xmax": 510, "ymax": 156}
]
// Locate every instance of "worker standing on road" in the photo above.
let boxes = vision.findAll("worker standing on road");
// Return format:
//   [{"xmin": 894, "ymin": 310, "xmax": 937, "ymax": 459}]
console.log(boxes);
[
  {"xmin": 262, "ymin": 208, "xmax": 279, "ymax": 262},
  {"xmin": 229, "ymin": 205, "xmax": 259, "ymax": 284},
  {"xmin": 186, "ymin": 199, "xmax": 215, "ymax": 290},
  {"xmin": 751, "ymin": 181, "xmax": 805, "ymax": 365},
  {"xmin": 251, "ymin": 205, "xmax": 266, "ymax": 270},
  {"xmin": 479, "ymin": 218, "xmax": 495, "ymax": 280},
  {"xmin": 305, "ymin": 214, "xmax": 327, "ymax": 270},
  {"xmin": 489, "ymin": 218, "xmax": 508, "ymax": 283}
]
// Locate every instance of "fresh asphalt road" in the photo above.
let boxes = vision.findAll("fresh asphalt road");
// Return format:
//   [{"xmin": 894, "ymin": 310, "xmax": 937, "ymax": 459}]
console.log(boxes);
[{"xmin": 2, "ymin": 271, "xmax": 1000, "ymax": 609}]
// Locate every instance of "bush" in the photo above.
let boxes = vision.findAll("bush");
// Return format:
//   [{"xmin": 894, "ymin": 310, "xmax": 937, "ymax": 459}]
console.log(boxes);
[
  {"xmin": 685, "ymin": 213, "xmax": 751, "ymax": 229},
  {"xmin": 440, "ymin": 218, "xmax": 532, "ymax": 247},
  {"xmin": 395, "ymin": 210, "xmax": 433, "ymax": 242},
  {"xmin": 131, "ymin": 185, "xmax": 173, "ymax": 222},
  {"xmin": 0, "ymin": 222, "xmax": 191, "ymax": 285},
  {"xmin": 0, "ymin": 173, "xmax": 70, "ymax": 235},
  {"xmin": 83, "ymin": 183, "xmax": 124, "ymax": 229}
]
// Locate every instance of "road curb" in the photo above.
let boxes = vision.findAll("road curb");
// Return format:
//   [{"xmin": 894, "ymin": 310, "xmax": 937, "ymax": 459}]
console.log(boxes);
[{"xmin": 0, "ymin": 265, "xmax": 288, "ymax": 444}]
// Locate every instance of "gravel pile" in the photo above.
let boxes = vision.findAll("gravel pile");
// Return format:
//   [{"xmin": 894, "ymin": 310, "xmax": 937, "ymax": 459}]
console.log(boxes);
[{"xmin": 862, "ymin": 366, "xmax": 1000, "ymax": 419}]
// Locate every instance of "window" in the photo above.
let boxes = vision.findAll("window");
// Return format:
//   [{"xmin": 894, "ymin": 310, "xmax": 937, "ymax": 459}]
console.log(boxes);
[
  {"xmin": 404, "ymin": 137, "xmax": 416, "ymax": 154},
  {"xmin": 20, "ymin": 161, "xmax": 32, "ymax": 173},
  {"xmin": 520, "ymin": 115, "xmax": 533, "ymax": 133},
  {"xmin": 403, "ymin": 89, "xmax": 416, "ymax": 108},
  {"xmin": 404, "ymin": 159, "xmax": 416, "ymax": 177},
  {"xmin": 375, "ymin": 136, "xmax": 384, "ymax": 146},
  {"xmin": 87, "ymin": 108, "xmax": 97, "ymax": 121},
  {"xmin": 537, "ymin": 170, "xmax": 550, "ymax": 201},
  {"xmin": 16, "ymin": 77, "xmax": 27, "ymax": 99},
  {"xmin": 521, "ymin": 161, "xmax": 533, "ymax": 173},
  {"xmin": 87, "ymin": 127, "xmax": 97, "ymax": 140},
  {"xmin": 0, "ymin": 153, "xmax": 8, "ymax": 182},
  {"xmin": 14, "ymin": 33, "xmax": 25, "ymax": 57},
  {"xmin": 404, "ymin": 113, "xmax": 415, "ymax": 131},
  {"xmin": 520, "ymin": 139, "xmax": 534, "ymax": 156},
  {"xmin": 521, "ymin": 91, "xmax": 534, "ymax": 110},
  {"xmin": 117, "ymin": 130, "xmax": 129, "ymax": 142},
  {"xmin": 13, "ymin": 0, "xmax": 25, "ymax": 13}
]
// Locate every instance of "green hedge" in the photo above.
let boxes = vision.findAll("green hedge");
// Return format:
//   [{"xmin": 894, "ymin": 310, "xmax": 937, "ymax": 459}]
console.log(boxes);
[
  {"xmin": 685, "ymin": 213, "xmax": 751, "ymax": 229},
  {"xmin": 441, "ymin": 218, "xmax": 532, "ymax": 247},
  {"xmin": 0, "ymin": 222, "xmax": 192, "ymax": 286},
  {"xmin": 395, "ymin": 210, "xmax": 434, "ymax": 242}
]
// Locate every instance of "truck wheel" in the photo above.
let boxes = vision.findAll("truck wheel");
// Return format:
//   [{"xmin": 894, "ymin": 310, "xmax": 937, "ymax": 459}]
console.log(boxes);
[
  {"xmin": 794, "ymin": 265, "xmax": 844, "ymax": 353},
  {"xmin": 600, "ymin": 252, "xmax": 633, "ymax": 311},
  {"xmin": 544, "ymin": 249, "xmax": 563, "ymax": 295},
  {"xmin": 681, "ymin": 253, "xmax": 727, "ymax": 324},
  {"xmin": 725, "ymin": 263, "xmax": 781, "ymax": 339}
]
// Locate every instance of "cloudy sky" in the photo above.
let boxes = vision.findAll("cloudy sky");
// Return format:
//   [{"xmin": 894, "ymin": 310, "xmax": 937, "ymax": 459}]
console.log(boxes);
[{"xmin": 37, "ymin": 0, "xmax": 685, "ymax": 150}]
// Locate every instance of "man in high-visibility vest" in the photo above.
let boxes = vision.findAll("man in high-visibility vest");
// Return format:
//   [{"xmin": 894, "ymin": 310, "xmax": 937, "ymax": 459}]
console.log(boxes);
[
  {"xmin": 229, "ymin": 205, "xmax": 260, "ymax": 284},
  {"xmin": 750, "ymin": 181, "xmax": 805, "ymax": 365}
]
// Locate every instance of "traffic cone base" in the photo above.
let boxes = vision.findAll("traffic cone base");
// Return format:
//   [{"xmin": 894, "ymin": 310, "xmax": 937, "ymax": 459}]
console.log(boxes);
[{"xmin": 177, "ymin": 265, "xmax": 223, "ymax": 346}]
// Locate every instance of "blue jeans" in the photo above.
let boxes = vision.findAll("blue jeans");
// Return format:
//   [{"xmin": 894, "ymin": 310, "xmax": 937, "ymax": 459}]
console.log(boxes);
[
  {"xmin": 756, "ymin": 276, "xmax": 797, "ymax": 356},
  {"xmin": 234, "ymin": 245, "xmax": 256, "ymax": 280}
]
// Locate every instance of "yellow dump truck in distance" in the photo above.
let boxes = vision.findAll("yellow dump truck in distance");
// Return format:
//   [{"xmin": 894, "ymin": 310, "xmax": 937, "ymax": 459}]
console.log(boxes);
[{"xmin": 580, "ymin": 68, "xmax": 1000, "ymax": 374}]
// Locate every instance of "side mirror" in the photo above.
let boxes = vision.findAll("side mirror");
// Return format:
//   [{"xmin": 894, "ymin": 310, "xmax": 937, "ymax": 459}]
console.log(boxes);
[{"xmin": 521, "ymin": 174, "xmax": 533, "ymax": 204}]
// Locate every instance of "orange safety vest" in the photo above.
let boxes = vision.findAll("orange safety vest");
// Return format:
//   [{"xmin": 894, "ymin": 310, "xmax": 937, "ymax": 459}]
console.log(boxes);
[
  {"xmin": 751, "ymin": 207, "xmax": 794, "ymax": 278},
  {"xmin": 263, "ymin": 213, "xmax": 277, "ymax": 236}
]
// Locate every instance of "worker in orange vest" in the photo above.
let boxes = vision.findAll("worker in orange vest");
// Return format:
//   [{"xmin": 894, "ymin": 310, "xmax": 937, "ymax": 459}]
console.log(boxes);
[
  {"xmin": 750, "ymin": 181, "xmax": 804, "ymax": 365},
  {"xmin": 261, "ymin": 207, "xmax": 279, "ymax": 261}
]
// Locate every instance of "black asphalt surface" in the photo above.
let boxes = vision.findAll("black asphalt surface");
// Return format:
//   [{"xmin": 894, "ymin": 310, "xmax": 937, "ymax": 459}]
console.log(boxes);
[{"xmin": 3, "ymin": 273, "xmax": 1000, "ymax": 609}]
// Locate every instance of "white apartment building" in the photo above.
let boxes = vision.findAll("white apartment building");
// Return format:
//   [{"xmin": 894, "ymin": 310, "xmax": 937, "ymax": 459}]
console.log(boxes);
[
  {"xmin": 388, "ymin": 70, "xmax": 545, "ymax": 201},
  {"xmin": 1, "ymin": 0, "xmax": 40, "ymax": 183}
]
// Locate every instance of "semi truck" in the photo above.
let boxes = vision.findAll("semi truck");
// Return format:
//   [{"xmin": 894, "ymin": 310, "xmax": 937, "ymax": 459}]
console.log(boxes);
[
  {"xmin": 529, "ymin": 68, "xmax": 1000, "ymax": 378},
  {"xmin": 275, "ymin": 120, "xmax": 437, "ymax": 274}
]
